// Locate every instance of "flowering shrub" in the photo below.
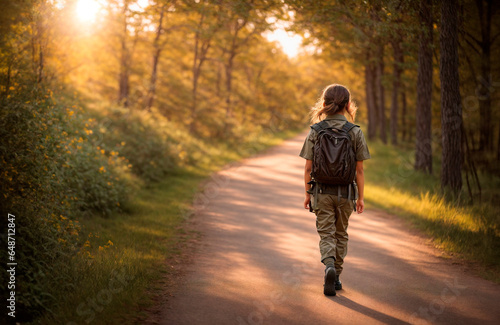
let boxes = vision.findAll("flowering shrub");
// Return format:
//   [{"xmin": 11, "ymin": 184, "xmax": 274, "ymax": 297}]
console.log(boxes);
[{"xmin": 0, "ymin": 87, "xmax": 132, "ymax": 318}]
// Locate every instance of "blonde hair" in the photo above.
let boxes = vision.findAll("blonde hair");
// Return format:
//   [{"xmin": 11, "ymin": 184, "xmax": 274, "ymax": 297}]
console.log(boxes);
[{"xmin": 310, "ymin": 84, "xmax": 357, "ymax": 123}]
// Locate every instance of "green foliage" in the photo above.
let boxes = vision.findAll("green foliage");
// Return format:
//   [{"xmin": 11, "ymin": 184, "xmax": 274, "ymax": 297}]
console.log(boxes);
[
  {"xmin": 90, "ymin": 106, "xmax": 179, "ymax": 183},
  {"xmin": 0, "ymin": 86, "xmax": 133, "ymax": 320}
]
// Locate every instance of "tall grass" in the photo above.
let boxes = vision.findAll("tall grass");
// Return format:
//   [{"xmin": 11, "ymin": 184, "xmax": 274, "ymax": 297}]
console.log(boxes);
[{"xmin": 364, "ymin": 140, "xmax": 500, "ymax": 281}]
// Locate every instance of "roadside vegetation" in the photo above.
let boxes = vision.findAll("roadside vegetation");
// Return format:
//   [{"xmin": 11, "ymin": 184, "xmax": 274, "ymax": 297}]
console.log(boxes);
[
  {"xmin": 364, "ymin": 139, "xmax": 500, "ymax": 282},
  {"xmin": 34, "ymin": 124, "xmax": 298, "ymax": 325}
]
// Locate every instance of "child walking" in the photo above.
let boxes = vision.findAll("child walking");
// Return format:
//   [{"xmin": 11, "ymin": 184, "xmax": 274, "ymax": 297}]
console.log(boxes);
[{"xmin": 299, "ymin": 84, "xmax": 371, "ymax": 296}]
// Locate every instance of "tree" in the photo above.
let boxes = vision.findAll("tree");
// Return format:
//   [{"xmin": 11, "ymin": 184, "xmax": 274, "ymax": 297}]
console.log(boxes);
[
  {"xmin": 286, "ymin": 0, "xmax": 382, "ymax": 138},
  {"xmin": 146, "ymin": 2, "xmax": 167, "ymax": 111},
  {"xmin": 475, "ymin": 0, "xmax": 494, "ymax": 151},
  {"xmin": 111, "ymin": 0, "xmax": 145, "ymax": 107},
  {"xmin": 371, "ymin": 1, "xmax": 387, "ymax": 144},
  {"xmin": 387, "ymin": 0, "xmax": 410, "ymax": 146},
  {"xmin": 217, "ymin": 0, "xmax": 275, "ymax": 134},
  {"xmin": 188, "ymin": 0, "xmax": 223, "ymax": 131},
  {"xmin": 365, "ymin": 58, "xmax": 378, "ymax": 139},
  {"xmin": 440, "ymin": 0, "xmax": 463, "ymax": 192},
  {"xmin": 118, "ymin": 1, "xmax": 131, "ymax": 107},
  {"xmin": 375, "ymin": 42, "xmax": 387, "ymax": 143},
  {"xmin": 401, "ymin": 88, "xmax": 408, "ymax": 141},
  {"xmin": 414, "ymin": 0, "xmax": 433, "ymax": 174},
  {"xmin": 390, "ymin": 37, "xmax": 403, "ymax": 145},
  {"xmin": 460, "ymin": 0, "xmax": 499, "ymax": 152}
]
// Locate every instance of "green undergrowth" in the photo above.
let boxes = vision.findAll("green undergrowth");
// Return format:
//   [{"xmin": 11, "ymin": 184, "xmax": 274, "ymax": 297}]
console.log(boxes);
[
  {"xmin": 364, "ymin": 139, "xmax": 500, "ymax": 283},
  {"xmin": 35, "ymin": 126, "xmax": 302, "ymax": 325}
]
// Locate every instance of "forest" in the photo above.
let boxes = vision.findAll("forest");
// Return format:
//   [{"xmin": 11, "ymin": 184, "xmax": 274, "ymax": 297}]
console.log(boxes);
[{"xmin": 0, "ymin": 0, "xmax": 499, "ymax": 323}]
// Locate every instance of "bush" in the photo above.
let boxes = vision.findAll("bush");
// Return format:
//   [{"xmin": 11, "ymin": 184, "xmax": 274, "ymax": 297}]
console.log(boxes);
[
  {"xmin": 91, "ymin": 106, "xmax": 179, "ymax": 183},
  {"xmin": 0, "ymin": 87, "xmax": 132, "ymax": 321}
]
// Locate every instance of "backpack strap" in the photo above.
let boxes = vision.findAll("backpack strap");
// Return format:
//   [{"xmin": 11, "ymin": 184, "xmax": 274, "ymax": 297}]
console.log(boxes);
[
  {"xmin": 341, "ymin": 121, "xmax": 359, "ymax": 133},
  {"xmin": 311, "ymin": 120, "xmax": 330, "ymax": 133}
]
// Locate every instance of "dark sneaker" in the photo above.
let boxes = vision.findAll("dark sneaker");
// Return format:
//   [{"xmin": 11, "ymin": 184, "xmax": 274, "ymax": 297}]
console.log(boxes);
[
  {"xmin": 324, "ymin": 266, "xmax": 337, "ymax": 296},
  {"xmin": 335, "ymin": 275, "xmax": 342, "ymax": 290}
]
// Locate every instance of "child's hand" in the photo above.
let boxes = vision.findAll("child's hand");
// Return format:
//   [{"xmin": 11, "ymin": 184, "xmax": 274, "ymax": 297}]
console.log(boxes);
[
  {"xmin": 304, "ymin": 195, "xmax": 311, "ymax": 209},
  {"xmin": 356, "ymin": 199, "xmax": 364, "ymax": 214}
]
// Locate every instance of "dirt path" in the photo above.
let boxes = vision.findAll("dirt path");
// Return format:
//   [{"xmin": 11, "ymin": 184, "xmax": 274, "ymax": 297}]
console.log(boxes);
[{"xmin": 154, "ymin": 132, "xmax": 500, "ymax": 325}]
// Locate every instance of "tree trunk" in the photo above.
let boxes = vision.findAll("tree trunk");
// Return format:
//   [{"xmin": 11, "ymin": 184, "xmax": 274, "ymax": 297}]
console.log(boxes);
[
  {"xmin": 440, "ymin": 0, "xmax": 463, "ymax": 192},
  {"xmin": 190, "ymin": 37, "xmax": 201, "ymax": 132},
  {"xmin": 414, "ymin": 0, "xmax": 433, "ymax": 174},
  {"xmin": 224, "ymin": 55, "xmax": 234, "ymax": 121},
  {"xmin": 189, "ymin": 3, "xmax": 214, "ymax": 132},
  {"xmin": 190, "ymin": 70, "xmax": 199, "ymax": 132},
  {"xmin": 118, "ymin": 3, "xmax": 130, "ymax": 107},
  {"xmin": 497, "ymin": 125, "xmax": 500, "ymax": 161},
  {"xmin": 37, "ymin": 36, "xmax": 44, "ymax": 84},
  {"xmin": 34, "ymin": 4, "xmax": 45, "ymax": 84},
  {"xmin": 146, "ymin": 5, "xmax": 165, "ymax": 111},
  {"xmin": 222, "ymin": 16, "xmax": 251, "ymax": 135},
  {"xmin": 147, "ymin": 48, "xmax": 161, "ymax": 111},
  {"xmin": 216, "ymin": 64, "xmax": 221, "ymax": 97},
  {"xmin": 375, "ymin": 43, "xmax": 386, "ymax": 144},
  {"xmin": 401, "ymin": 84, "xmax": 407, "ymax": 142},
  {"xmin": 477, "ymin": 0, "xmax": 493, "ymax": 151},
  {"xmin": 365, "ymin": 60, "xmax": 377, "ymax": 140},
  {"xmin": 4, "ymin": 62, "xmax": 11, "ymax": 97},
  {"xmin": 390, "ymin": 39, "xmax": 403, "ymax": 145}
]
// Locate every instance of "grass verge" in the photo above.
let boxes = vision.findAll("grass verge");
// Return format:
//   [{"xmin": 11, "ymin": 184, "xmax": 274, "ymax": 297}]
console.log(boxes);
[
  {"xmin": 364, "ymin": 139, "xmax": 500, "ymax": 282},
  {"xmin": 36, "ymin": 128, "xmax": 302, "ymax": 325}
]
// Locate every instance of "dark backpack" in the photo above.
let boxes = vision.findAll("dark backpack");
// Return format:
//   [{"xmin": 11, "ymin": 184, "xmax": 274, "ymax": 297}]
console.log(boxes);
[{"xmin": 311, "ymin": 120, "xmax": 358, "ymax": 185}]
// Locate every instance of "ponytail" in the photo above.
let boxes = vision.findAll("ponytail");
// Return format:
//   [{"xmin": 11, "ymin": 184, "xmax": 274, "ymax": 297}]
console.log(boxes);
[{"xmin": 310, "ymin": 84, "xmax": 357, "ymax": 123}]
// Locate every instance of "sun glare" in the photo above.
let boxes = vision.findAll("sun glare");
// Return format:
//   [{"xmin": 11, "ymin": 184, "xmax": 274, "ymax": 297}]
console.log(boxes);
[
  {"xmin": 265, "ymin": 28, "xmax": 303, "ymax": 58},
  {"xmin": 264, "ymin": 17, "xmax": 304, "ymax": 58},
  {"xmin": 76, "ymin": 0, "xmax": 101, "ymax": 22}
]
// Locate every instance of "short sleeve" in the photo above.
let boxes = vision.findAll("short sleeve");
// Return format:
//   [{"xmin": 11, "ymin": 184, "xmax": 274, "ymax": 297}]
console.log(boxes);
[
  {"xmin": 355, "ymin": 129, "xmax": 371, "ymax": 161},
  {"xmin": 299, "ymin": 129, "xmax": 315, "ymax": 160}
]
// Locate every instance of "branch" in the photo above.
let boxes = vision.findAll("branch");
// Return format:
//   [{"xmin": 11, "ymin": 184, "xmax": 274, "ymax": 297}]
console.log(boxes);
[
  {"xmin": 463, "ymin": 36, "xmax": 482, "ymax": 55},
  {"xmin": 459, "ymin": 42, "xmax": 478, "ymax": 86},
  {"xmin": 339, "ymin": 7, "xmax": 369, "ymax": 39},
  {"xmin": 462, "ymin": 29, "xmax": 482, "ymax": 46},
  {"xmin": 492, "ymin": 31, "xmax": 500, "ymax": 44}
]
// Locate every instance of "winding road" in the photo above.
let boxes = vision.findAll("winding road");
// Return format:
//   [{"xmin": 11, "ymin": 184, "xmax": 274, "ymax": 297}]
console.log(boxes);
[{"xmin": 154, "ymin": 132, "xmax": 500, "ymax": 325}]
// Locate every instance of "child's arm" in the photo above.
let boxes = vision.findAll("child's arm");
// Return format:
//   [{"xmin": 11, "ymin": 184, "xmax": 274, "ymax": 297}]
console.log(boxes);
[
  {"xmin": 304, "ymin": 159, "xmax": 313, "ymax": 209},
  {"xmin": 355, "ymin": 160, "xmax": 365, "ymax": 213}
]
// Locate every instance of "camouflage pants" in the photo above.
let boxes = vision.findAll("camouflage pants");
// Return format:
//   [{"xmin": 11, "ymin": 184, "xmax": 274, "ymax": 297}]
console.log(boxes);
[{"xmin": 314, "ymin": 193, "xmax": 354, "ymax": 275}]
